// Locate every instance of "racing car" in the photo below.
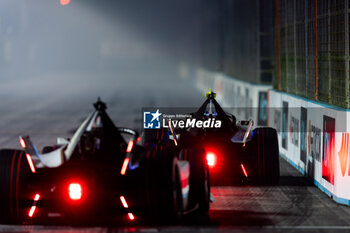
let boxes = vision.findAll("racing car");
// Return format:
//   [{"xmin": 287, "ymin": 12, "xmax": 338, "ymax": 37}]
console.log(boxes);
[
  {"xmin": 0, "ymin": 99, "xmax": 210, "ymax": 224},
  {"xmin": 144, "ymin": 89, "xmax": 279, "ymax": 186}
]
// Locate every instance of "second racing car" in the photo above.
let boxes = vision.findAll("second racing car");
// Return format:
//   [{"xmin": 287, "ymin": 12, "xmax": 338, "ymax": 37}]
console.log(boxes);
[
  {"xmin": 0, "ymin": 99, "xmax": 210, "ymax": 224},
  {"xmin": 144, "ymin": 89, "xmax": 280, "ymax": 186}
]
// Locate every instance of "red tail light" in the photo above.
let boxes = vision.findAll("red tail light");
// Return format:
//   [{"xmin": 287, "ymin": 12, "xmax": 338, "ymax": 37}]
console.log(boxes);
[
  {"xmin": 34, "ymin": 193, "xmax": 40, "ymax": 201},
  {"xmin": 28, "ymin": 206, "xmax": 36, "ymax": 217},
  {"xmin": 120, "ymin": 158, "xmax": 130, "ymax": 175},
  {"xmin": 26, "ymin": 153, "xmax": 36, "ymax": 173},
  {"xmin": 206, "ymin": 152, "xmax": 216, "ymax": 167},
  {"xmin": 120, "ymin": 196, "xmax": 129, "ymax": 208},
  {"xmin": 128, "ymin": 212, "xmax": 135, "ymax": 220},
  {"xmin": 241, "ymin": 164, "xmax": 248, "ymax": 177},
  {"xmin": 20, "ymin": 138, "xmax": 26, "ymax": 148},
  {"xmin": 120, "ymin": 195, "xmax": 135, "ymax": 221},
  {"xmin": 68, "ymin": 183, "xmax": 82, "ymax": 200},
  {"xmin": 28, "ymin": 193, "xmax": 40, "ymax": 218},
  {"xmin": 126, "ymin": 141, "xmax": 134, "ymax": 153}
]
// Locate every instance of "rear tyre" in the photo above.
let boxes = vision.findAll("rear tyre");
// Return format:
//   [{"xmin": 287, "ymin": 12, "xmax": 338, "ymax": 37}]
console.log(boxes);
[
  {"xmin": 187, "ymin": 148, "xmax": 210, "ymax": 213},
  {"xmin": 251, "ymin": 127, "xmax": 280, "ymax": 185},
  {"xmin": 150, "ymin": 148, "xmax": 182, "ymax": 223},
  {"xmin": 0, "ymin": 149, "xmax": 31, "ymax": 223}
]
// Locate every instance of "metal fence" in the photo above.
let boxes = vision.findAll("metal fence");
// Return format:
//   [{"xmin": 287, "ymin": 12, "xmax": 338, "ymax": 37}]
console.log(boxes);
[
  {"xmin": 197, "ymin": 0, "xmax": 350, "ymax": 108},
  {"xmin": 275, "ymin": 0, "xmax": 350, "ymax": 108},
  {"xmin": 199, "ymin": 0, "xmax": 273, "ymax": 84}
]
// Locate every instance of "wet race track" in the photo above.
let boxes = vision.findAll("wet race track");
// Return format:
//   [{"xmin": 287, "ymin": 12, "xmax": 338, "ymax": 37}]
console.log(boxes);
[{"xmin": 1, "ymin": 69, "xmax": 350, "ymax": 232}]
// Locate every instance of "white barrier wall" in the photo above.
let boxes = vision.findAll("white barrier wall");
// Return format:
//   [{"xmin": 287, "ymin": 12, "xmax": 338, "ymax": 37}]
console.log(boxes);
[
  {"xmin": 196, "ymin": 68, "xmax": 350, "ymax": 206},
  {"xmin": 268, "ymin": 90, "xmax": 350, "ymax": 205}
]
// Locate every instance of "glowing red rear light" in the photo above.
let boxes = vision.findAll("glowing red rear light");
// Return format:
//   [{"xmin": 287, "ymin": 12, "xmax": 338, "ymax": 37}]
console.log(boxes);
[
  {"xmin": 26, "ymin": 153, "xmax": 36, "ymax": 173},
  {"xmin": 241, "ymin": 164, "xmax": 248, "ymax": 177},
  {"xmin": 28, "ymin": 206, "xmax": 36, "ymax": 217},
  {"xmin": 34, "ymin": 194, "xmax": 40, "ymax": 201},
  {"xmin": 68, "ymin": 183, "xmax": 82, "ymax": 200},
  {"xmin": 126, "ymin": 141, "xmax": 134, "ymax": 153},
  {"xmin": 120, "ymin": 158, "xmax": 130, "ymax": 175},
  {"xmin": 28, "ymin": 193, "xmax": 40, "ymax": 218},
  {"xmin": 128, "ymin": 212, "xmax": 135, "ymax": 220},
  {"xmin": 206, "ymin": 152, "xmax": 216, "ymax": 167},
  {"xmin": 20, "ymin": 138, "xmax": 26, "ymax": 148},
  {"xmin": 120, "ymin": 196, "xmax": 128, "ymax": 208}
]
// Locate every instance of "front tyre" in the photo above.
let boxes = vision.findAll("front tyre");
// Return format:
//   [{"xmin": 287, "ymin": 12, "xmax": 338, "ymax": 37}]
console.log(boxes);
[{"xmin": 150, "ymin": 148, "xmax": 183, "ymax": 223}]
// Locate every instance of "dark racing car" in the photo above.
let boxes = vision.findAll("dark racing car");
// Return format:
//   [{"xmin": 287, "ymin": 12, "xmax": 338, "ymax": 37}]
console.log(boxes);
[
  {"xmin": 0, "ymin": 99, "xmax": 210, "ymax": 225},
  {"xmin": 144, "ymin": 90, "xmax": 279, "ymax": 186}
]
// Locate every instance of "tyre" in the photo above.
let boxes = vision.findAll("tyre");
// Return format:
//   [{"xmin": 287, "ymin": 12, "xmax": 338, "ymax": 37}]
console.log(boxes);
[
  {"xmin": 251, "ymin": 127, "xmax": 280, "ymax": 185},
  {"xmin": 187, "ymin": 148, "xmax": 210, "ymax": 213},
  {"xmin": 150, "ymin": 147, "xmax": 182, "ymax": 222},
  {"xmin": 0, "ymin": 149, "xmax": 31, "ymax": 223}
]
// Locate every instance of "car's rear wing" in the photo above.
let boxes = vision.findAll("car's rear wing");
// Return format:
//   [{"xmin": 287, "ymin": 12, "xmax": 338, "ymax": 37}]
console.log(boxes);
[
  {"xmin": 19, "ymin": 135, "xmax": 66, "ymax": 170},
  {"xmin": 19, "ymin": 111, "xmax": 97, "ymax": 169}
]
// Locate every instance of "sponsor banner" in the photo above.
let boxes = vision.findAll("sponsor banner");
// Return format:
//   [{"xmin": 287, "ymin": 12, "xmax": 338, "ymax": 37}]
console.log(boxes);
[
  {"xmin": 335, "ymin": 112, "xmax": 350, "ymax": 199},
  {"xmin": 300, "ymin": 107, "xmax": 307, "ymax": 164},
  {"xmin": 322, "ymin": 116, "xmax": 335, "ymax": 185},
  {"xmin": 282, "ymin": 101, "xmax": 288, "ymax": 150},
  {"xmin": 268, "ymin": 89, "xmax": 349, "ymax": 204}
]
